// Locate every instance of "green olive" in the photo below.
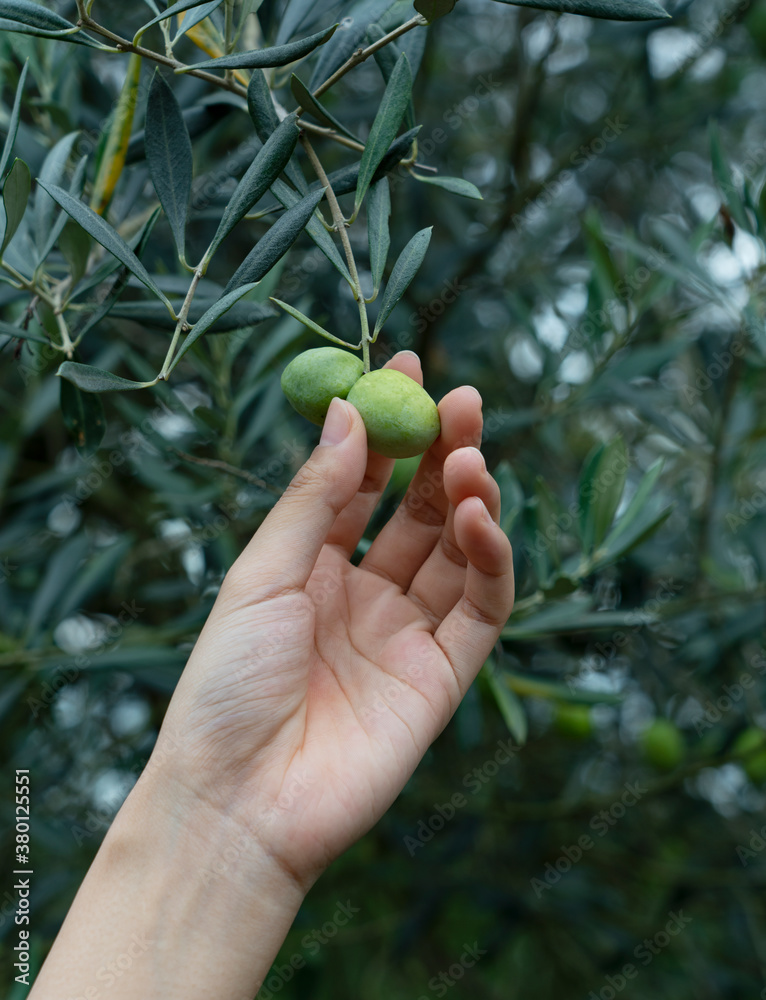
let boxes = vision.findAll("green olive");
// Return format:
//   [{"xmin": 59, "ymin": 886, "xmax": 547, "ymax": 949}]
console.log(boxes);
[
  {"xmin": 553, "ymin": 703, "xmax": 593, "ymax": 741},
  {"xmin": 280, "ymin": 347, "xmax": 364, "ymax": 425},
  {"xmin": 640, "ymin": 719, "xmax": 685, "ymax": 772},
  {"xmin": 345, "ymin": 369, "xmax": 441, "ymax": 459},
  {"xmin": 733, "ymin": 726, "xmax": 766, "ymax": 785}
]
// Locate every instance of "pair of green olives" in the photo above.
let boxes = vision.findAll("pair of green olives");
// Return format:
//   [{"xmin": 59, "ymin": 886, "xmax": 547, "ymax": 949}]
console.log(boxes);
[{"xmin": 280, "ymin": 347, "xmax": 441, "ymax": 459}]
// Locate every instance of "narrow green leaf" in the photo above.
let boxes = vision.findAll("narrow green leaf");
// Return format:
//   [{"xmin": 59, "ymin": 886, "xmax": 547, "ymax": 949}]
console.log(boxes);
[
  {"xmin": 224, "ymin": 187, "xmax": 325, "ymax": 293},
  {"xmin": 489, "ymin": 0, "xmax": 670, "ymax": 19},
  {"xmin": 0, "ymin": 0, "xmax": 77, "ymax": 32},
  {"xmin": 247, "ymin": 68, "xmax": 280, "ymax": 142},
  {"xmin": 247, "ymin": 74, "xmax": 309, "ymax": 225},
  {"xmin": 179, "ymin": 23, "xmax": 338, "ymax": 70},
  {"xmin": 373, "ymin": 226, "xmax": 431, "ymax": 337},
  {"xmin": 57, "ymin": 361, "xmax": 155, "ymax": 393},
  {"xmin": 483, "ymin": 660, "xmax": 528, "ymax": 745},
  {"xmin": 411, "ymin": 172, "xmax": 483, "ymax": 200},
  {"xmin": 133, "ymin": 0, "xmax": 224, "ymax": 42},
  {"xmin": 275, "ymin": 0, "xmax": 318, "ymax": 44},
  {"xmin": 54, "ymin": 538, "xmax": 133, "ymax": 623},
  {"xmin": 709, "ymin": 119, "xmax": 750, "ymax": 232},
  {"xmin": 367, "ymin": 177, "xmax": 390, "ymax": 295},
  {"xmin": 310, "ymin": 0, "xmax": 397, "ymax": 91},
  {"xmin": 290, "ymin": 73, "xmax": 358, "ymax": 141},
  {"xmin": 58, "ymin": 220, "xmax": 91, "ymax": 287},
  {"xmin": 578, "ymin": 436, "xmax": 628, "ymax": 556},
  {"xmin": 321, "ymin": 126, "xmax": 421, "ymax": 197},
  {"xmin": 60, "ymin": 377, "xmax": 106, "ymax": 455},
  {"xmin": 24, "ymin": 533, "xmax": 91, "ymax": 643},
  {"xmin": 366, "ymin": 23, "xmax": 415, "ymax": 131},
  {"xmin": 270, "ymin": 297, "xmax": 359, "ymax": 349},
  {"xmin": 37, "ymin": 181, "xmax": 172, "ymax": 310},
  {"xmin": 1, "ymin": 158, "xmax": 30, "ymax": 255},
  {"xmin": 73, "ymin": 207, "xmax": 161, "ymax": 341},
  {"xmin": 0, "ymin": 318, "xmax": 48, "ymax": 344},
  {"xmin": 171, "ymin": 0, "xmax": 226, "ymax": 43},
  {"xmin": 108, "ymin": 297, "xmax": 275, "ymax": 331},
  {"xmin": 0, "ymin": 16, "xmax": 100, "ymax": 44},
  {"xmin": 33, "ymin": 130, "xmax": 79, "ymax": 256},
  {"xmin": 414, "ymin": 0, "xmax": 457, "ymax": 20},
  {"xmin": 0, "ymin": 61, "xmax": 28, "ymax": 180},
  {"xmin": 271, "ymin": 177, "xmax": 353, "ymax": 286},
  {"xmin": 592, "ymin": 459, "xmax": 673, "ymax": 567},
  {"xmin": 494, "ymin": 460, "xmax": 525, "ymax": 535},
  {"xmin": 355, "ymin": 52, "xmax": 412, "ymax": 214},
  {"xmin": 206, "ymin": 113, "xmax": 299, "ymax": 260},
  {"xmin": 37, "ymin": 154, "xmax": 88, "ymax": 264},
  {"xmin": 169, "ymin": 283, "xmax": 259, "ymax": 372},
  {"xmin": 145, "ymin": 71, "xmax": 193, "ymax": 260}
]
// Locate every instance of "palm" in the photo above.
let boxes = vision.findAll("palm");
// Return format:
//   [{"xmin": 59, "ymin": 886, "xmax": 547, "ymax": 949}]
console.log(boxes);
[{"xmin": 163, "ymin": 355, "xmax": 514, "ymax": 887}]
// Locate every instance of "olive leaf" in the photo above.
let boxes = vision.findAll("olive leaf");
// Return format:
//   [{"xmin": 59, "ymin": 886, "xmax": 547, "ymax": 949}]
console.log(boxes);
[
  {"xmin": 414, "ymin": 0, "xmax": 457, "ymax": 20},
  {"xmin": 578, "ymin": 436, "xmax": 628, "ymax": 556},
  {"xmin": 373, "ymin": 226, "xmax": 432, "ymax": 337},
  {"xmin": 224, "ymin": 187, "xmax": 326, "ymax": 293},
  {"xmin": 310, "ymin": 0, "xmax": 398, "ymax": 91},
  {"xmin": 290, "ymin": 74, "xmax": 358, "ymax": 142},
  {"xmin": 57, "ymin": 362, "xmax": 156, "ymax": 393},
  {"xmin": 179, "ymin": 23, "xmax": 338, "ymax": 70},
  {"xmin": 411, "ymin": 172, "xmax": 483, "ymax": 200},
  {"xmin": 168, "ymin": 283, "xmax": 261, "ymax": 372},
  {"xmin": 33, "ymin": 130, "xmax": 79, "ymax": 257},
  {"xmin": 489, "ymin": 0, "xmax": 670, "ymax": 19},
  {"xmin": 366, "ymin": 24, "xmax": 415, "ymax": 132},
  {"xmin": 90, "ymin": 53, "xmax": 142, "ymax": 217},
  {"xmin": 483, "ymin": 659, "xmax": 528, "ymax": 745},
  {"xmin": 270, "ymin": 297, "xmax": 360, "ymax": 349},
  {"xmin": 205, "ymin": 113, "xmax": 300, "ymax": 261},
  {"xmin": 37, "ymin": 181, "xmax": 173, "ymax": 311},
  {"xmin": 0, "ymin": 60, "xmax": 28, "ymax": 180},
  {"xmin": 355, "ymin": 52, "xmax": 412, "ymax": 215},
  {"xmin": 145, "ymin": 71, "xmax": 193, "ymax": 261},
  {"xmin": 133, "ymin": 0, "xmax": 224, "ymax": 43},
  {"xmin": 1, "ymin": 158, "xmax": 31, "ymax": 256},
  {"xmin": 60, "ymin": 377, "xmax": 106, "ymax": 455},
  {"xmin": 172, "ymin": 0, "xmax": 234, "ymax": 44},
  {"xmin": 73, "ymin": 206, "xmax": 161, "ymax": 341},
  {"xmin": 0, "ymin": 0, "xmax": 83, "ymax": 31},
  {"xmin": 270, "ymin": 178, "xmax": 353, "ymax": 287},
  {"xmin": 367, "ymin": 177, "xmax": 391, "ymax": 296}
]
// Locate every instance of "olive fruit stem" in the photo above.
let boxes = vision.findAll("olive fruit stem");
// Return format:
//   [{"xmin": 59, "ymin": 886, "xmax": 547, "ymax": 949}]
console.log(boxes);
[{"xmin": 299, "ymin": 134, "xmax": 372, "ymax": 372}]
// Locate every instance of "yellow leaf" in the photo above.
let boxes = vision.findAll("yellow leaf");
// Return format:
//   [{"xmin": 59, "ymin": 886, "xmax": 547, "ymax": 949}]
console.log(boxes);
[
  {"xmin": 89, "ymin": 53, "xmax": 142, "ymax": 217},
  {"xmin": 178, "ymin": 11, "xmax": 249, "ymax": 87}
]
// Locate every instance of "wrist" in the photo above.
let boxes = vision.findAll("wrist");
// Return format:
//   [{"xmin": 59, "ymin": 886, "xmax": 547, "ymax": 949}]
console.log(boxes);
[{"xmin": 31, "ymin": 744, "xmax": 308, "ymax": 1000}]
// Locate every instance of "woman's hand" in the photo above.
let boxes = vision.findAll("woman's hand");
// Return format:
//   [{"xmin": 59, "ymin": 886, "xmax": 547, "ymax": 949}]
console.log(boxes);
[
  {"xmin": 159, "ymin": 351, "xmax": 515, "ymax": 891},
  {"xmin": 29, "ymin": 352, "xmax": 514, "ymax": 1000}
]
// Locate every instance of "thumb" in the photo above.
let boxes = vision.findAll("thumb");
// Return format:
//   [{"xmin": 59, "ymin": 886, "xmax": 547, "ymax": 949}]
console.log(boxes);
[{"xmin": 225, "ymin": 398, "xmax": 368, "ymax": 601}]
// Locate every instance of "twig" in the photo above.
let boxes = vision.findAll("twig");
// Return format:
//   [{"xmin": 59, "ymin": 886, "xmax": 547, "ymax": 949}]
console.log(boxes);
[{"xmin": 172, "ymin": 449, "xmax": 282, "ymax": 494}]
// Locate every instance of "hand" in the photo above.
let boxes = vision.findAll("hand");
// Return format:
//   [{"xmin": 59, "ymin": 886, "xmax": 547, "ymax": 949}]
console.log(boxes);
[{"xmin": 157, "ymin": 351, "xmax": 515, "ymax": 892}]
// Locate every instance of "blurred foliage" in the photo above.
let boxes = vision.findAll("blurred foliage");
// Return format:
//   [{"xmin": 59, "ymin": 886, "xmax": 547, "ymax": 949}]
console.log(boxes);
[{"xmin": 2, "ymin": 0, "xmax": 766, "ymax": 997}]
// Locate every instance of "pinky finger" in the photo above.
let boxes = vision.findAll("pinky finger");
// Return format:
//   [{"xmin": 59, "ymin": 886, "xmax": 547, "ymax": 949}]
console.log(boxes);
[{"xmin": 434, "ymin": 496, "xmax": 515, "ymax": 694}]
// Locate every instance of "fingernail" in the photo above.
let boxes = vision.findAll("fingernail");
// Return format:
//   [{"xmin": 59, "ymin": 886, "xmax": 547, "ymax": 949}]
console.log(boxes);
[
  {"xmin": 465, "ymin": 385, "xmax": 482, "ymax": 405},
  {"xmin": 477, "ymin": 497, "xmax": 492, "ymax": 521},
  {"xmin": 320, "ymin": 397, "xmax": 351, "ymax": 446},
  {"xmin": 466, "ymin": 446, "xmax": 486, "ymax": 469}
]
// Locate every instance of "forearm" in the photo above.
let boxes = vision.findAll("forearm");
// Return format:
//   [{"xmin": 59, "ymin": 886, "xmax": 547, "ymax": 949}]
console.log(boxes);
[{"xmin": 29, "ymin": 753, "xmax": 306, "ymax": 1000}]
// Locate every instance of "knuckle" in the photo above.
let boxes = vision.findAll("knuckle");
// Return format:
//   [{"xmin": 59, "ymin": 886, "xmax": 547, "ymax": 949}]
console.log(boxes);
[
  {"xmin": 440, "ymin": 532, "xmax": 468, "ymax": 568},
  {"xmin": 400, "ymin": 491, "xmax": 445, "ymax": 528}
]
